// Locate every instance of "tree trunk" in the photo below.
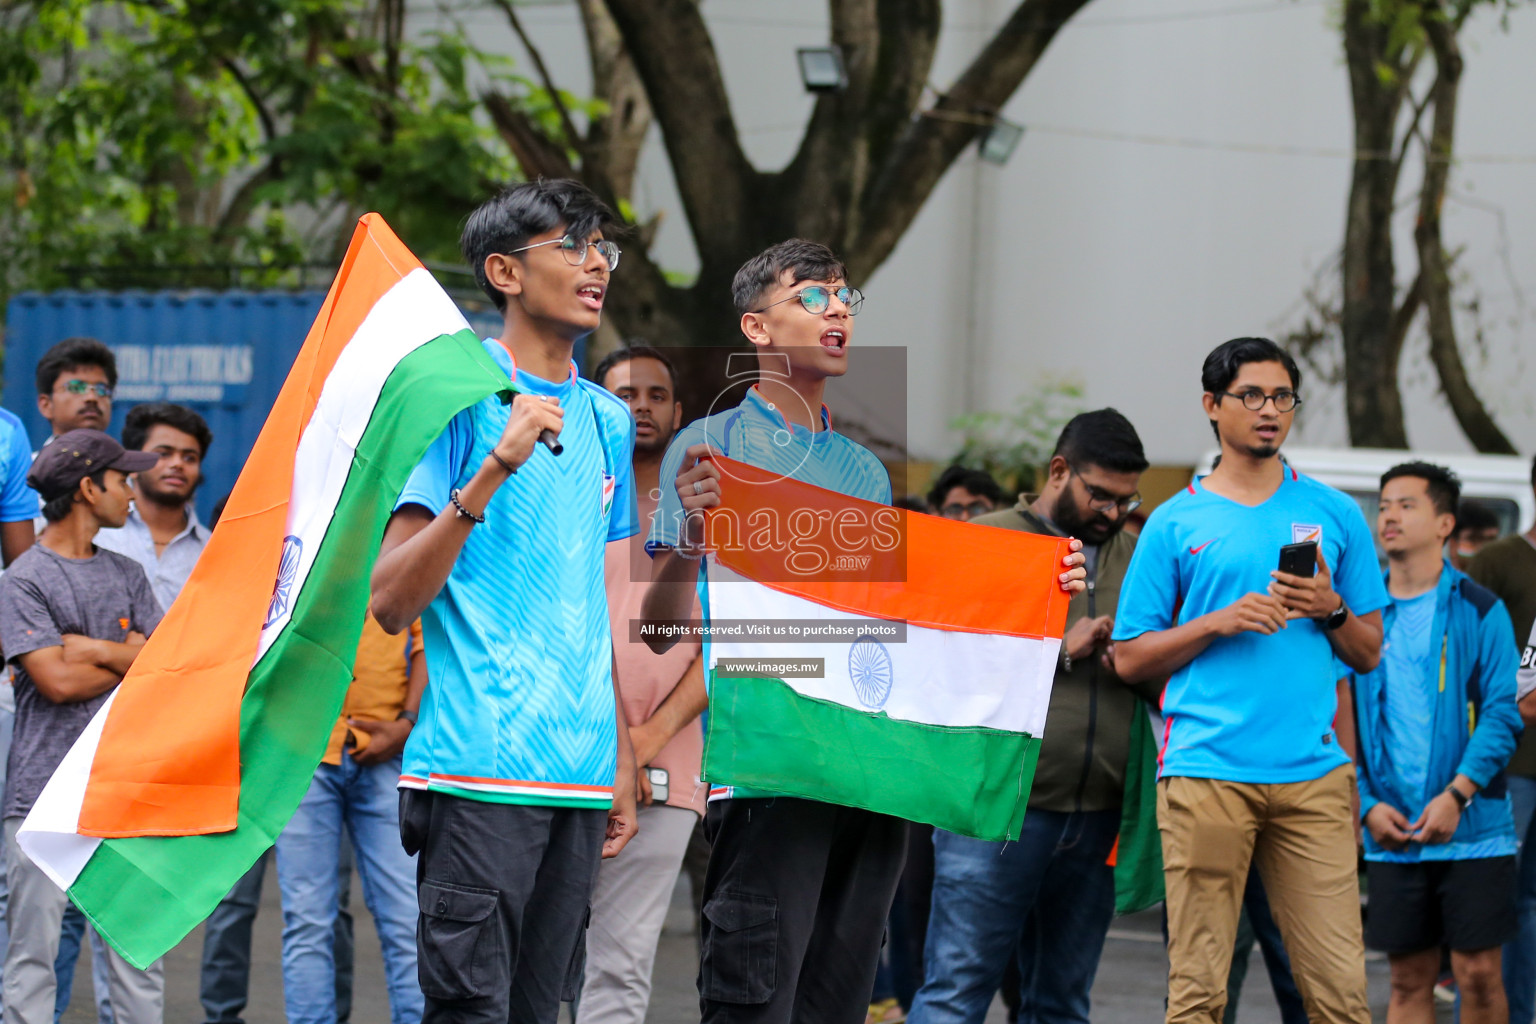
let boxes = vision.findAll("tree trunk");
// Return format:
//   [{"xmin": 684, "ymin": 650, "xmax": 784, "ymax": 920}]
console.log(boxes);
[
  {"xmin": 1339, "ymin": 0, "xmax": 1412, "ymax": 448},
  {"xmin": 1414, "ymin": 9, "xmax": 1517, "ymax": 454},
  {"xmin": 590, "ymin": 0, "xmax": 1090, "ymax": 347}
]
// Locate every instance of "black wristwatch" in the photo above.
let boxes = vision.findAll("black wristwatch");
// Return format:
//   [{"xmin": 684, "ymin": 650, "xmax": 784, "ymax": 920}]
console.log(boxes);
[
  {"xmin": 1445, "ymin": 784, "xmax": 1471, "ymax": 811},
  {"xmin": 1319, "ymin": 597, "xmax": 1349, "ymax": 631},
  {"xmin": 397, "ymin": 709, "xmax": 418, "ymax": 726}
]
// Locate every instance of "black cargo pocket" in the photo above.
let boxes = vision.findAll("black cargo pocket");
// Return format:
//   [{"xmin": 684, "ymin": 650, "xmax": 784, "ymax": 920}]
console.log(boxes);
[
  {"xmin": 559, "ymin": 905, "xmax": 592, "ymax": 1003},
  {"xmin": 417, "ymin": 880, "xmax": 504, "ymax": 1001},
  {"xmin": 700, "ymin": 893, "xmax": 777, "ymax": 1005}
]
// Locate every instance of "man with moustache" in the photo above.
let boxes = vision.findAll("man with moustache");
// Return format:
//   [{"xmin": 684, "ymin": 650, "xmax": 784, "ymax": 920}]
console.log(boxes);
[
  {"xmin": 34, "ymin": 338, "xmax": 115, "ymax": 440},
  {"xmin": 1114, "ymin": 337, "xmax": 1389, "ymax": 1024},
  {"xmin": 641, "ymin": 240, "xmax": 1088, "ymax": 1024},
  {"xmin": 95, "ymin": 403, "xmax": 212, "ymax": 614},
  {"xmin": 578, "ymin": 345, "xmax": 707, "ymax": 1024},
  {"xmin": 907, "ymin": 408, "xmax": 1157, "ymax": 1024}
]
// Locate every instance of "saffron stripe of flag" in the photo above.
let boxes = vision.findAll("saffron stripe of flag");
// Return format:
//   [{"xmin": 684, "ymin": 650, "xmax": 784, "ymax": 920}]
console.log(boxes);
[{"xmin": 19, "ymin": 215, "xmax": 511, "ymax": 968}]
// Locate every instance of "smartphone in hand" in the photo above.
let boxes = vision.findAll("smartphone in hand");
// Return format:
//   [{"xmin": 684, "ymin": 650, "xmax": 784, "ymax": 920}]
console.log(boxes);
[{"xmin": 1278, "ymin": 540, "xmax": 1318, "ymax": 578}]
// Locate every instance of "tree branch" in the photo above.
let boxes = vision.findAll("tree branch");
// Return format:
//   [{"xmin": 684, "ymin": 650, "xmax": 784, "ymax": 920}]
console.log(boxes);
[
  {"xmin": 482, "ymin": 90, "xmax": 575, "ymax": 180},
  {"xmin": 1390, "ymin": 77, "xmax": 1432, "ymax": 181},
  {"xmin": 1414, "ymin": 3, "xmax": 1515, "ymax": 454},
  {"xmin": 849, "ymin": 0, "xmax": 1092, "ymax": 279},
  {"xmin": 574, "ymin": 0, "xmax": 651, "ymax": 204},
  {"xmin": 601, "ymin": 0, "xmax": 755, "ymax": 257},
  {"xmin": 490, "ymin": 0, "xmax": 586, "ymax": 164},
  {"xmin": 782, "ymin": 0, "xmax": 941, "ymax": 248},
  {"xmin": 219, "ymin": 57, "xmax": 278, "ymax": 144}
]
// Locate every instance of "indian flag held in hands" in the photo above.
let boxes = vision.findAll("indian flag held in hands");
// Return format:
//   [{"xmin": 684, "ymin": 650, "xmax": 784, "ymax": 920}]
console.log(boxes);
[
  {"xmin": 18, "ymin": 213, "xmax": 513, "ymax": 969},
  {"xmin": 695, "ymin": 457, "xmax": 1071, "ymax": 842}
]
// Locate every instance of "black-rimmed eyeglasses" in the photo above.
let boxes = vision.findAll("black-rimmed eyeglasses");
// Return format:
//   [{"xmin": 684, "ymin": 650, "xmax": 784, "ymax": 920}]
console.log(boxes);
[
  {"xmin": 1069, "ymin": 466, "xmax": 1142, "ymax": 515},
  {"xmin": 1220, "ymin": 389, "xmax": 1301, "ymax": 413}
]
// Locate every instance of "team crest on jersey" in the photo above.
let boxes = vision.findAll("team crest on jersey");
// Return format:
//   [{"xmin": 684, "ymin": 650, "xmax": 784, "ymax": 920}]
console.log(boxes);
[
  {"xmin": 601, "ymin": 472, "xmax": 616, "ymax": 518},
  {"xmin": 1292, "ymin": 523, "xmax": 1322, "ymax": 544}
]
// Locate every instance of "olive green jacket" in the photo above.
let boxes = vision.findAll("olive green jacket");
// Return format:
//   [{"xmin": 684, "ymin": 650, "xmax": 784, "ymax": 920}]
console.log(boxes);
[{"xmin": 972, "ymin": 497, "xmax": 1163, "ymax": 812}]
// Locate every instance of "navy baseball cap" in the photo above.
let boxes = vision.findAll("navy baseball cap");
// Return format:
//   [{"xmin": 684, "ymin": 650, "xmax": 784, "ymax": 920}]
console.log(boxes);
[{"xmin": 28, "ymin": 430, "xmax": 160, "ymax": 503}]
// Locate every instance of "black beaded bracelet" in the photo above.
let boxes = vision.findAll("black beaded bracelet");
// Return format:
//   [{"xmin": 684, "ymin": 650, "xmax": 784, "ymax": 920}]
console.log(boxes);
[{"xmin": 450, "ymin": 488, "xmax": 485, "ymax": 524}]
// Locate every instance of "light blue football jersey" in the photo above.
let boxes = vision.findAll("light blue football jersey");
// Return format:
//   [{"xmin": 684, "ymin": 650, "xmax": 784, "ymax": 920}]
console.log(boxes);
[{"xmin": 396, "ymin": 340, "xmax": 637, "ymax": 808}]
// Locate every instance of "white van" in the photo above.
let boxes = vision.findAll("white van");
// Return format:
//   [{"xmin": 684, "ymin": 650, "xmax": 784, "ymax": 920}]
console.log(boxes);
[{"xmin": 1194, "ymin": 446, "xmax": 1534, "ymax": 540}]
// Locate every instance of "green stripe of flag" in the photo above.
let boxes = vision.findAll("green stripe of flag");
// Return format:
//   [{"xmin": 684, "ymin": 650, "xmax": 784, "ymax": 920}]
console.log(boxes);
[
  {"xmin": 703, "ymin": 673, "xmax": 1040, "ymax": 842},
  {"xmin": 74, "ymin": 329, "xmax": 507, "ymax": 968}
]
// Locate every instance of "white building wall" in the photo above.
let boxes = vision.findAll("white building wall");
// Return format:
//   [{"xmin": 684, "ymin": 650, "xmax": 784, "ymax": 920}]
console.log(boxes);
[{"xmin": 436, "ymin": 0, "xmax": 1536, "ymax": 465}]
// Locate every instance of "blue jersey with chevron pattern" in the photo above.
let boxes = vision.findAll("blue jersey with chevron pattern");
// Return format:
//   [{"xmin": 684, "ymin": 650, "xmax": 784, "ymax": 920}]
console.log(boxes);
[{"xmin": 395, "ymin": 339, "xmax": 637, "ymax": 808}]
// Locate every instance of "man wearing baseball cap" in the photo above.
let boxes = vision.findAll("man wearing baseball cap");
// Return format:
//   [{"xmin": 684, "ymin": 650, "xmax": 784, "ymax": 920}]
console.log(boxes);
[{"xmin": 0, "ymin": 430, "xmax": 165, "ymax": 1024}]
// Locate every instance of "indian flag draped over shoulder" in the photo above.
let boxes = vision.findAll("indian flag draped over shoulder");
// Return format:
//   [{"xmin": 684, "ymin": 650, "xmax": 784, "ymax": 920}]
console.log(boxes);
[
  {"xmin": 19, "ymin": 214, "xmax": 511, "ymax": 968},
  {"xmin": 699, "ymin": 457, "xmax": 1071, "ymax": 841}
]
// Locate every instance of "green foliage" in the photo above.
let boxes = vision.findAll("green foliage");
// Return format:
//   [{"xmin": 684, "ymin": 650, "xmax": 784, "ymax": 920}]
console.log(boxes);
[
  {"xmin": 0, "ymin": 1, "xmax": 518, "ymax": 306},
  {"xmin": 947, "ymin": 380, "xmax": 1085, "ymax": 496}
]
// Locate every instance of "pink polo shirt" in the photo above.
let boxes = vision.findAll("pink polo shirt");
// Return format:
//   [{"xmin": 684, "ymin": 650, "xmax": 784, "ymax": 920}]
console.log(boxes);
[{"xmin": 605, "ymin": 488, "xmax": 705, "ymax": 817}]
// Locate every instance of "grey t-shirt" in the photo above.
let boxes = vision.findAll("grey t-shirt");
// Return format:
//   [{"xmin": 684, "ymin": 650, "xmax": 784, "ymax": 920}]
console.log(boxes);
[{"xmin": 0, "ymin": 543, "xmax": 162, "ymax": 819}]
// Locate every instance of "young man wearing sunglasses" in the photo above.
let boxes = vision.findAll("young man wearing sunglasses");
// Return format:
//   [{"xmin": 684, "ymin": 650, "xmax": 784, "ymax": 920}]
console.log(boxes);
[
  {"xmin": 370, "ymin": 179, "xmax": 638, "ymax": 1024},
  {"xmin": 640, "ymin": 240, "xmax": 1086, "ymax": 1024},
  {"xmin": 1113, "ymin": 337, "xmax": 1389, "ymax": 1024}
]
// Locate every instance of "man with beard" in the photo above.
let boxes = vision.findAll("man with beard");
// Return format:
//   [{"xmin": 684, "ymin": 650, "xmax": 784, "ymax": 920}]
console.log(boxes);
[
  {"xmin": 907, "ymin": 408, "xmax": 1157, "ymax": 1024},
  {"xmin": 577, "ymin": 345, "xmax": 707, "ymax": 1024},
  {"xmin": 95, "ymin": 403, "xmax": 211, "ymax": 613},
  {"xmin": 1113, "ymin": 337, "xmax": 1388, "ymax": 1024}
]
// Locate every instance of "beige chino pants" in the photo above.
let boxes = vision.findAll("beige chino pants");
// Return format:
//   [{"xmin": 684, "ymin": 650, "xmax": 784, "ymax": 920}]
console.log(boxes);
[{"xmin": 1159, "ymin": 766, "xmax": 1369, "ymax": 1024}]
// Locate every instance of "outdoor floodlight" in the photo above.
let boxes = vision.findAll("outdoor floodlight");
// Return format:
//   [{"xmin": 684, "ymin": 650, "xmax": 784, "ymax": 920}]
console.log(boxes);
[
  {"xmin": 797, "ymin": 46, "xmax": 848, "ymax": 93},
  {"xmin": 979, "ymin": 117, "xmax": 1025, "ymax": 165}
]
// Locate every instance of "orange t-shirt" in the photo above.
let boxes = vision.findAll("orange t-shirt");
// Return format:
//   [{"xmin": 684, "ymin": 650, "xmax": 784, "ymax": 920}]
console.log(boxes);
[{"xmin": 322, "ymin": 614, "xmax": 423, "ymax": 766}]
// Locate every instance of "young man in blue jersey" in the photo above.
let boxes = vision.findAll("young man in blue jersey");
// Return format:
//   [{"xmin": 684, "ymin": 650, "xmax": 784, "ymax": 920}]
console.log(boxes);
[
  {"xmin": 1113, "ymin": 337, "xmax": 1390, "ymax": 1024},
  {"xmin": 641, "ymin": 240, "xmax": 1086, "ymax": 1024},
  {"xmin": 370, "ymin": 179, "xmax": 639, "ymax": 1024},
  {"xmin": 1350, "ymin": 462, "xmax": 1520, "ymax": 1024}
]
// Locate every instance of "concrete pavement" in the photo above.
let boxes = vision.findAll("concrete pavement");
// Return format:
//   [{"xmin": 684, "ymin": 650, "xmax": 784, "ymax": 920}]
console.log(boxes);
[{"xmin": 57, "ymin": 858, "xmax": 1417, "ymax": 1023}]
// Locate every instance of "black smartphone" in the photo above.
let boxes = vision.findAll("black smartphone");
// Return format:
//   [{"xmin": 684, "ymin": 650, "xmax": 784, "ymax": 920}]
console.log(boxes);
[{"xmin": 1278, "ymin": 540, "xmax": 1318, "ymax": 578}]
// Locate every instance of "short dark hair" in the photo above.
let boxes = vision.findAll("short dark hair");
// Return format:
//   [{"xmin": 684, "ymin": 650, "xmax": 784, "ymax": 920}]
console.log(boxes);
[
  {"xmin": 1054, "ymin": 408, "xmax": 1149, "ymax": 475},
  {"xmin": 460, "ymin": 179, "xmax": 617, "ymax": 311},
  {"xmin": 1201, "ymin": 337, "xmax": 1301, "ymax": 398},
  {"xmin": 590, "ymin": 344, "xmax": 678, "ymax": 394},
  {"xmin": 36, "ymin": 337, "xmax": 118, "ymax": 396},
  {"xmin": 1200, "ymin": 337, "xmax": 1301, "ymax": 440},
  {"xmin": 732, "ymin": 239, "xmax": 847, "ymax": 316},
  {"xmin": 927, "ymin": 464, "xmax": 1005, "ymax": 511},
  {"xmin": 40, "ymin": 467, "xmax": 107, "ymax": 523},
  {"xmin": 1381, "ymin": 460, "xmax": 1461, "ymax": 517},
  {"xmin": 1454, "ymin": 499, "xmax": 1500, "ymax": 536},
  {"xmin": 122, "ymin": 402, "xmax": 212, "ymax": 458}
]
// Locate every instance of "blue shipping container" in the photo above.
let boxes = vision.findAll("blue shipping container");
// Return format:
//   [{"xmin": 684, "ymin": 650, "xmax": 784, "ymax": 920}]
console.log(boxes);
[{"xmin": 3, "ymin": 290, "xmax": 517, "ymax": 522}]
